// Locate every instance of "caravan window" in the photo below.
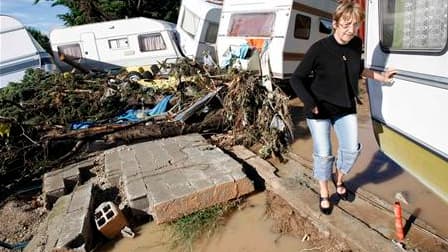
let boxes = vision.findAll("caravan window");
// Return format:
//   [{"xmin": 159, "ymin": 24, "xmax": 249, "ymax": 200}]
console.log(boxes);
[
  {"xmin": 294, "ymin": 14, "xmax": 311, "ymax": 39},
  {"xmin": 108, "ymin": 38, "xmax": 129, "ymax": 49},
  {"xmin": 181, "ymin": 8, "xmax": 201, "ymax": 37},
  {"xmin": 380, "ymin": 0, "xmax": 448, "ymax": 53},
  {"xmin": 204, "ymin": 22, "xmax": 219, "ymax": 43},
  {"xmin": 228, "ymin": 13, "xmax": 275, "ymax": 37},
  {"xmin": 138, "ymin": 33, "xmax": 166, "ymax": 52},
  {"xmin": 58, "ymin": 44, "xmax": 82, "ymax": 60},
  {"xmin": 319, "ymin": 18, "xmax": 333, "ymax": 34}
]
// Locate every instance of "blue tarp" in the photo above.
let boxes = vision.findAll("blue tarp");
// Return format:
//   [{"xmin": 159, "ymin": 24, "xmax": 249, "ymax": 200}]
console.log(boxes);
[
  {"xmin": 70, "ymin": 95, "xmax": 173, "ymax": 129},
  {"xmin": 115, "ymin": 95, "xmax": 172, "ymax": 122}
]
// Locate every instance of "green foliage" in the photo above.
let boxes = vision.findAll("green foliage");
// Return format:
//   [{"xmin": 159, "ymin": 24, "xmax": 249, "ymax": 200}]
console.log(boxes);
[
  {"xmin": 169, "ymin": 200, "xmax": 239, "ymax": 251},
  {"xmin": 26, "ymin": 27, "xmax": 52, "ymax": 54},
  {"xmin": 34, "ymin": 0, "xmax": 181, "ymax": 26}
]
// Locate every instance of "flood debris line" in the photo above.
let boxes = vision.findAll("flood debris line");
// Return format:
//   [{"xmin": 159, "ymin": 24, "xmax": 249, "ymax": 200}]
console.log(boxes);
[{"xmin": 0, "ymin": 58, "xmax": 292, "ymax": 200}]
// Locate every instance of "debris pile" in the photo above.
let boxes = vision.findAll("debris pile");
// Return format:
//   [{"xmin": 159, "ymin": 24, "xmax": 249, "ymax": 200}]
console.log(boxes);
[{"xmin": 0, "ymin": 59, "xmax": 292, "ymax": 198}]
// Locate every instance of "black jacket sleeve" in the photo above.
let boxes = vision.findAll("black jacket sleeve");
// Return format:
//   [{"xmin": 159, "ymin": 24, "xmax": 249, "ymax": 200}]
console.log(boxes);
[{"xmin": 289, "ymin": 43, "xmax": 319, "ymax": 112}]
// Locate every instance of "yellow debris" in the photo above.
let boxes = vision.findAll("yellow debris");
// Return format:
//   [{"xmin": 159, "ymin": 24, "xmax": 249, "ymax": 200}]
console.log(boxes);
[{"xmin": 0, "ymin": 122, "xmax": 11, "ymax": 138}]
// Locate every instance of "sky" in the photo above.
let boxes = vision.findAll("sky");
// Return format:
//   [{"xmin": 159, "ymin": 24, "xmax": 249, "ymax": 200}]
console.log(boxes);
[{"xmin": 0, "ymin": 0, "xmax": 68, "ymax": 34}]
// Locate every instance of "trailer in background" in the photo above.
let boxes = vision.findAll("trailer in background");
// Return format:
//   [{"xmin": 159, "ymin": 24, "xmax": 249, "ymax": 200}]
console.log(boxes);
[
  {"xmin": 0, "ymin": 15, "xmax": 57, "ymax": 88},
  {"xmin": 215, "ymin": 0, "xmax": 339, "ymax": 80},
  {"xmin": 176, "ymin": 0, "xmax": 223, "ymax": 64},
  {"xmin": 49, "ymin": 17, "xmax": 183, "ymax": 73}
]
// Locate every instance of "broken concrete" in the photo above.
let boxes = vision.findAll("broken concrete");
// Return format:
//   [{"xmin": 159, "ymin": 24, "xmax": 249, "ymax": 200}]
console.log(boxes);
[
  {"xmin": 104, "ymin": 133, "xmax": 255, "ymax": 223},
  {"xmin": 43, "ymin": 158, "xmax": 96, "ymax": 208},
  {"xmin": 25, "ymin": 182, "xmax": 94, "ymax": 252}
]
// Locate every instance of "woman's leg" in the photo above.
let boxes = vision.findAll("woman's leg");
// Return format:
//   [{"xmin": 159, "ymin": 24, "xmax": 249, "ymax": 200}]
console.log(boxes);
[
  {"xmin": 333, "ymin": 114, "xmax": 362, "ymax": 193},
  {"xmin": 307, "ymin": 118, "xmax": 334, "ymax": 207}
]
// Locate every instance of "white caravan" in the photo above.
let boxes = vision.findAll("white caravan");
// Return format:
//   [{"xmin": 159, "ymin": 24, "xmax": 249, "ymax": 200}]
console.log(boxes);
[
  {"xmin": 176, "ymin": 0, "xmax": 223, "ymax": 63},
  {"xmin": 49, "ymin": 17, "xmax": 183, "ymax": 72},
  {"xmin": 216, "ymin": 0, "xmax": 338, "ymax": 79},
  {"xmin": 365, "ymin": 0, "xmax": 448, "ymax": 202},
  {"xmin": 0, "ymin": 15, "xmax": 56, "ymax": 88}
]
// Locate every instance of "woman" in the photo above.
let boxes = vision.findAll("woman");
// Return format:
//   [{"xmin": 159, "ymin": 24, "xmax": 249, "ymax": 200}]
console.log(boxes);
[{"xmin": 289, "ymin": 1, "xmax": 396, "ymax": 215}]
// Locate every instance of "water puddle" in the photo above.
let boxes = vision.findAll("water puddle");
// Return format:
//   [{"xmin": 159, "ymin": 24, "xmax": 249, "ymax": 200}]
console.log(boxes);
[{"xmin": 99, "ymin": 192, "xmax": 306, "ymax": 252}]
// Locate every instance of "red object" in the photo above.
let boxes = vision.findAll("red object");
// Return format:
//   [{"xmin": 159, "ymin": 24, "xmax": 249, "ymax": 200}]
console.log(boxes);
[
  {"xmin": 354, "ymin": 0, "xmax": 365, "ymax": 41},
  {"xmin": 394, "ymin": 202, "xmax": 405, "ymax": 241}
]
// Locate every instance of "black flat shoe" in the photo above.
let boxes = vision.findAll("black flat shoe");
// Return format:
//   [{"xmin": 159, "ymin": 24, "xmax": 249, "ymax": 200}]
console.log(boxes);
[
  {"xmin": 319, "ymin": 196, "xmax": 332, "ymax": 215},
  {"xmin": 335, "ymin": 182, "xmax": 349, "ymax": 201}
]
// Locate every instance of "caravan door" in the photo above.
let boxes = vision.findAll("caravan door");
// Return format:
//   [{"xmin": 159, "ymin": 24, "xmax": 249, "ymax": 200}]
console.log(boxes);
[{"xmin": 80, "ymin": 32, "xmax": 100, "ymax": 69}]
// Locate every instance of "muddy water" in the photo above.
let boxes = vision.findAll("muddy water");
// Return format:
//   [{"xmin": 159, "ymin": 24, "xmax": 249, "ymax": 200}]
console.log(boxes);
[
  {"xmin": 100, "ymin": 193, "xmax": 308, "ymax": 252},
  {"xmin": 288, "ymin": 97, "xmax": 448, "ymax": 238}
]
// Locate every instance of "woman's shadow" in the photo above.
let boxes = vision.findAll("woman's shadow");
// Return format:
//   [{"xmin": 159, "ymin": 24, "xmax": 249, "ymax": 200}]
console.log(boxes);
[{"xmin": 347, "ymin": 150, "xmax": 403, "ymax": 195}]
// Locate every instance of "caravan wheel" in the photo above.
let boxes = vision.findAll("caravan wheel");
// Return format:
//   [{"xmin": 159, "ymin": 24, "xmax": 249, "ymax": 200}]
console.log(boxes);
[{"xmin": 127, "ymin": 71, "xmax": 142, "ymax": 82}]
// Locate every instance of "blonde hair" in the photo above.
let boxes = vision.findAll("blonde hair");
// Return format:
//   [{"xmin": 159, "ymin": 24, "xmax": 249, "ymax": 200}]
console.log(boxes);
[{"xmin": 333, "ymin": 1, "xmax": 365, "ymax": 24}]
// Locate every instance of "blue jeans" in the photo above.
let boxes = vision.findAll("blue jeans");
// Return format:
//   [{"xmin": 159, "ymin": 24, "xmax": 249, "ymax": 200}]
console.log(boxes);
[{"xmin": 306, "ymin": 114, "xmax": 362, "ymax": 181}]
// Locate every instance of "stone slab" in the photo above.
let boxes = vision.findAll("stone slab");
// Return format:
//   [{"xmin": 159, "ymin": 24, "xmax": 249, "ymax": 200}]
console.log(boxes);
[
  {"xmin": 104, "ymin": 133, "xmax": 255, "ymax": 223},
  {"xmin": 25, "ymin": 183, "xmax": 93, "ymax": 252}
]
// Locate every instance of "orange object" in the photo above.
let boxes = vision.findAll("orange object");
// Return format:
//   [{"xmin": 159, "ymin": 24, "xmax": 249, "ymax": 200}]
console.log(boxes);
[
  {"xmin": 95, "ymin": 201, "xmax": 129, "ymax": 239},
  {"xmin": 394, "ymin": 202, "xmax": 405, "ymax": 241},
  {"xmin": 246, "ymin": 39, "xmax": 265, "ymax": 51}
]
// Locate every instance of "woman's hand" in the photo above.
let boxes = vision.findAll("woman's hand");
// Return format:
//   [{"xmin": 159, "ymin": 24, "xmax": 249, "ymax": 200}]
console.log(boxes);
[
  {"xmin": 382, "ymin": 68, "xmax": 398, "ymax": 85},
  {"xmin": 312, "ymin": 106, "xmax": 319, "ymax": 114}
]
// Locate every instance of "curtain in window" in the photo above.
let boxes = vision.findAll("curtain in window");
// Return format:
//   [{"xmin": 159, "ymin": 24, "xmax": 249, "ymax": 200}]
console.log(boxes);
[
  {"xmin": 58, "ymin": 44, "xmax": 82, "ymax": 59},
  {"xmin": 182, "ymin": 8, "xmax": 200, "ymax": 37},
  {"xmin": 385, "ymin": 0, "xmax": 448, "ymax": 50},
  {"xmin": 228, "ymin": 13, "xmax": 275, "ymax": 37},
  {"xmin": 138, "ymin": 34, "xmax": 166, "ymax": 52}
]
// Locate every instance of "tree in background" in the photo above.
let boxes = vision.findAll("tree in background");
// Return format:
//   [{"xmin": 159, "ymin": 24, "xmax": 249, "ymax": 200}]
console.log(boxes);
[
  {"xmin": 27, "ymin": 27, "xmax": 52, "ymax": 54},
  {"xmin": 34, "ymin": 0, "xmax": 181, "ymax": 26}
]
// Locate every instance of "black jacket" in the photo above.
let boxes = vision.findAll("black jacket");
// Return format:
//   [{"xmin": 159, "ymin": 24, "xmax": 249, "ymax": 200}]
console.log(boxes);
[{"xmin": 289, "ymin": 35, "xmax": 363, "ymax": 114}]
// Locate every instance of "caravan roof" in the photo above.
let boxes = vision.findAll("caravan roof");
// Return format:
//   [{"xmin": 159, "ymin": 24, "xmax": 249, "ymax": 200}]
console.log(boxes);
[
  {"xmin": 0, "ymin": 15, "xmax": 46, "ymax": 63},
  {"xmin": 181, "ymin": 0, "xmax": 222, "ymax": 20},
  {"xmin": 0, "ymin": 15, "xmax": 24, "ymax": 32},
  {"xmin": 49, "ymin": 17, "xmax": 177, "ymax": 43}
]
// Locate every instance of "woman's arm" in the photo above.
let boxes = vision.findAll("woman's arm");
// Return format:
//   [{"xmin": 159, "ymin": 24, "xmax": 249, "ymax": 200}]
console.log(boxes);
[{"xmin": 362, "ymin": 68, "xmax": 398, "ymax": 84}]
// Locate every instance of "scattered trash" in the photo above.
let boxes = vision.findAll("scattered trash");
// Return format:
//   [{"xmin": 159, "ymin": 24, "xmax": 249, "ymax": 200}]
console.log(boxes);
[
  {"xmin": 392, "ymin": 239, "xmax": 407, "ymax": 252},
  {"xmin": 121, "ymin": 226, "xmax": 135, "ymax": 239},
  {"xmin": 395, "ymin": 192, "xmax": 409, "ymax": 205},
  {"xmin": 301, "ymin": 233, "xmax": 310, "ymax": 241},
  {"xmin": 94, "ymin": 201, "xmax": 129, "ymax": 239}
]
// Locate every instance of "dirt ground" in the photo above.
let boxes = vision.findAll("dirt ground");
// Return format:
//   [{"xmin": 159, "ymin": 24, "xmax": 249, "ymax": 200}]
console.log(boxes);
[
  {"xmin": 0, "ymin": 191, "xmax": 47, "ymax": 252},
  {"xmin": 265, "ymin": 191, "xmax": 352, "ymax": 252}
]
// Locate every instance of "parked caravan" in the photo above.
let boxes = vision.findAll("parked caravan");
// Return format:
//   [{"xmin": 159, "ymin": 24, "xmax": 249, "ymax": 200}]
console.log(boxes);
[
  {"xmin": 365, "ymin": 0, "xmax": 448, "ymax": 202},
  {"xmin": 215, "ymin": 0, "xmax": 338, "ymax": 79},
  {"xmin": 49, "ymin": 17, "xmax": 183, "ymax": 72},
  {"xmin": 176, "ymin": 0, "xmax": 223, "ymax": 63},
  {"xmin": 0, "ymin": 15, "xmax": 57, "ymax": 88}
]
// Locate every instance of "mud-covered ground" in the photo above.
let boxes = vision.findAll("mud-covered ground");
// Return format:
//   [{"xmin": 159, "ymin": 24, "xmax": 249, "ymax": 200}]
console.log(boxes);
[{"xmin": 0, "ymin": 192, "xmax": 46, "ymax": 251}]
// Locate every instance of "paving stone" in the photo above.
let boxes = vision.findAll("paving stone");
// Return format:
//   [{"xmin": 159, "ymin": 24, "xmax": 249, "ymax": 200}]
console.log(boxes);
[
  {"xmin": 43, "ymin": 171, "xmax": 65, "ymax": 208},
  {"xmin": 231, "ymin": 145, "xmax": 257, "ymax": 160},
  {"xmin": 104, "ymin": 134, "xmax": 255, "ymax": 224}
]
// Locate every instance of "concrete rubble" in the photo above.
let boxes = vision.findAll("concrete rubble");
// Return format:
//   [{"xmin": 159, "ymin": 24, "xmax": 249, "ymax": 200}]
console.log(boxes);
[
  {"xmin": 104, "ymin": 133, "xmax": 255, "ymax": 223},
  {"xmin": 27, "ymin": 133, "xmax": 255, "ymax": 251},
  {"xmin": 25, "ymin": 182, "xmax": 94, "ymax": 252},
  {"xmin": 42, "ymin": 158, "xmax": 96, "ymax": 209}
]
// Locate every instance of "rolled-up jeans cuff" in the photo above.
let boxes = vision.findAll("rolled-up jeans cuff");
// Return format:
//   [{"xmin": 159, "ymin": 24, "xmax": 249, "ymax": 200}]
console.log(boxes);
[
  {"xmin": 337, "ymin": 143, "xmax": 362, "ymax": 174},
  {"xmin": 313, "ymin": 154, "xmax": 335, "ymax": 181}
]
